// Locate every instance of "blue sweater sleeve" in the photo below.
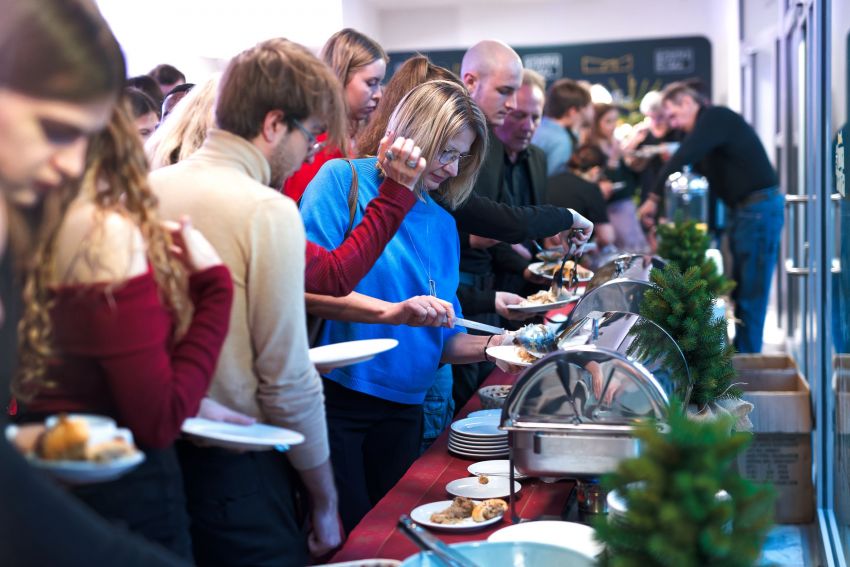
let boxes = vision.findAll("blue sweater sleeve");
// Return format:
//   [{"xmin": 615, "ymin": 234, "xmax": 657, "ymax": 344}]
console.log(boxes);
[{"xmin": 300, "ymin": 159, "xmax": 357, "ymax": 249}]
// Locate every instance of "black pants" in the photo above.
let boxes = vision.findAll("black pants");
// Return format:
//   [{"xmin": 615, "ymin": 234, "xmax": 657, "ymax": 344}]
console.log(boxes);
[
  {"xmin": 176, "ymin": 441, "xmax": 307, "ymax": 567},
  {"xmin": 323, "ymin": 379, "xmax": 422, "ymax": 534},
  {"xmin": 71, "ymin": 446, "xmax": 193, "ymax": 560}
]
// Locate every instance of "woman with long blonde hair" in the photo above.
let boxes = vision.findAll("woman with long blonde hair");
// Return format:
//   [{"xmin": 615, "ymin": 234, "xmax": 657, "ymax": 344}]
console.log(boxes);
[
  {"xmin": 301, "ymin": 80, "xmax": 517, "ymax": 532},
  {"xmin": 14, "ymin": 100, "xmax": 234, "ymax": 557},
  {"xmin": 145, "ymin": 74, "xmax": 220, "ymax": 170},
  {"xmin": 283, "ymin": 28, "xmax": 388, "ymax": 202}
]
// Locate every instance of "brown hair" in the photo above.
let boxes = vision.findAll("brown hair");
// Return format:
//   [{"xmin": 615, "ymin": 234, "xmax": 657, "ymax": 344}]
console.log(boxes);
[
  {"xmin": 661, "ymin": 81, "xmax": 707, "ymax": 107},
  {"xmin": 543, "ymin": 78, "xmax": 591, "ymax": 119},
  {"xmin": 321, "ymin": 28, "xmax": 388, "ymax": 88},
  {"xmin": 149, "ymin": 63, "xmax": 185, "ymax": 86},
  {"xmin": 386, "ymin": 80, "xmax": 488, "ymax": 208},
  {"xmin": 0, "ymin": 0, "xmax": 125, "ymax": 103},
  {"xmin": 355, "ymin": 55, "xmax": 462, "ymax": 157},
  {"xmin": 14, "ymin": 102, "xmax": 191, "ymax": 401},
  {"xmin": 215, "ymin": 38, "xmax": 348, "ymax": 153},
  {"xmin": 590, "ymin": 102, "xmax": 619, "ymax": 143}
]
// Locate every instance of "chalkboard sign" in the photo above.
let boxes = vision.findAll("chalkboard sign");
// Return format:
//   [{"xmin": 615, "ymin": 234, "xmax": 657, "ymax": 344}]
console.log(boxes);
[{"xmin": 388, "ymin": 35, "xmax": 711, "ymax": 114}]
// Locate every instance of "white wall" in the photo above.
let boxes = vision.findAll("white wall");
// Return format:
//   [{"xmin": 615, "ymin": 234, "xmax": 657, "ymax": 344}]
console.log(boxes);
[
  {"xmin": 832, "ymin": 0, "xmax": 850, "ymax": 133},
  {"xmin": 741, "ymin": 0, "xmax": 779, "ymax": 166},
  {"xmin": 96, "ymin": 0, "xmax": 344, "ymax": 81},
  {"xmin": 369, "ymin": 0, "xmax": 741, "ymax": 108},
  {"xmin": 96, "ymin": 0, "xmax": 744, "ymax": 109}
]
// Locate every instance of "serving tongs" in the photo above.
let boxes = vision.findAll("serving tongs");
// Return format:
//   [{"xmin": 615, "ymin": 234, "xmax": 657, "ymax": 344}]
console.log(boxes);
[{"xmin": 398, "ymin": 515, "xmax": 480, "ymax": 567}]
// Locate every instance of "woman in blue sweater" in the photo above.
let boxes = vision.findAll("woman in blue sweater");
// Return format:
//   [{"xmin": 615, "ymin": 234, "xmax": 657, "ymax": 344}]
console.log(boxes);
[{"xmin": 301, "ymin": 80, "xmax": 508, "ymax": 532}]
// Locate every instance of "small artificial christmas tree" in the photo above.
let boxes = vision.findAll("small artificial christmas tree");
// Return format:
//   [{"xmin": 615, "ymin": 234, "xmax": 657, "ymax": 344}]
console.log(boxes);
[
  {"xmin": 628, "ymin": 264, "xmax": 740, "ymax": 407},
  {"xmin": 656, "ymin": 219, "xmax": 735, "ymax": 297},
  {"xmin": 594, "ymin": 410, "xmax": 775, "ymax": 567}
]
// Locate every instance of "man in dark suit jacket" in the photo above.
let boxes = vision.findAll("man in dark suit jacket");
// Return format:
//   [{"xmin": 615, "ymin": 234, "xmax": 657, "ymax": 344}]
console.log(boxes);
[{"xmin": 489, "ymin": 69, "xmax": 552, "ymax": 298}]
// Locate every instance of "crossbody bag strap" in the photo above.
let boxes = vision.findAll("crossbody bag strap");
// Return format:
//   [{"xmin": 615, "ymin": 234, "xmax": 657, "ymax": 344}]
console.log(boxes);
[{"xmin": 344, "ymin": 159, "xmax": 359, "ymax": 238}]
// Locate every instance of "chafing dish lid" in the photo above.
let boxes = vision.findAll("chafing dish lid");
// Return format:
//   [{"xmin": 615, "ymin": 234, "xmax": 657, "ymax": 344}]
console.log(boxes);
[{"xmin": 502, "ymin": 312, "xmax": 689, "ymax": 430}]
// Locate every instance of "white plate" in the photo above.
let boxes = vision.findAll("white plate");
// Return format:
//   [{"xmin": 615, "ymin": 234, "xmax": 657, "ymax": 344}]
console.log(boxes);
[
  {"xmin": 181, "ymin": 418, "xmax": 305, "ymax": 451},
  {"xmin": 447, "ymin": 444, "xmax": 510, "ymax": 458},
  {"xmin": 485, "ymin": 345, "xmax": 537, "ymax": 368},
  {"xmin": 410, "ymin": 500, "xmax": 505, "ymax": 532},
  {"xmin": 449, "ymin": 447, "xmax": 509, "ymax": 457},
  {"xmin": 6, "ymin": 423, "xmax": 146, "ymax": 485},
  {"xmin": 448, "ymin": 441, "xmax": 509, "ymax": 451},
  {"xmin": 446, "ymin": 476, "xmax": 521, "ymax": 499},
  {"xmin": 487, "ymin": 521, "xmax": 603, "ymax": 558},
  {"xmin": 528, "ymin": 262, "xmax": 593, "ymax": 282},
  {"xmin": 450, "ymin": 417, "xmax": 504, "ymax": 438},
  {"xmin": 448, "ymin": 437, "xmax": 508, "ymax": 449},
  {"xmin": 308, "ymin": 338, "xmax": 398, "ymax": 368},
  {"xmin": 467, "ymin": 460, "xmax": 527, "ymax": 480},
  {"xmin": 467, "ymin": 409, "xmax": 503, "ymax": 420},
  {"xmin": 27, "ymin": 451, "xmax": 146, "ymax": 485},
  {"xmin": 506, "ymin": 295, "xmax": 581, "ymax": 314}
]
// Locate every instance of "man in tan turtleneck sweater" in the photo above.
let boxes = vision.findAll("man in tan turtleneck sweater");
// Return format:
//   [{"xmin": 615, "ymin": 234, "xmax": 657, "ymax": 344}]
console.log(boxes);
[{"xmin": 150, "ymin": 38, "xmax": 347, "ymax": 567}]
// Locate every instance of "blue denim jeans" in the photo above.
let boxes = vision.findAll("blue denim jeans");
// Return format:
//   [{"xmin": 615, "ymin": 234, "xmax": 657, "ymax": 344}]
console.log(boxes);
[
  {"xmin": 421, "ymin": 364, "xmax": 455, "ymax": 454},
  {"xmin": 727, "ymin": 189, "xmax": 784, "ymax": 353}
]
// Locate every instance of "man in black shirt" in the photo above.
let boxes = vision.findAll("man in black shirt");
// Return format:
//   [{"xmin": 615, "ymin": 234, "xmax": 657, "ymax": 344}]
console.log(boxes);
[{"xmin": 637, "ymin": 82, "xmax": 783, "ymax": 353}]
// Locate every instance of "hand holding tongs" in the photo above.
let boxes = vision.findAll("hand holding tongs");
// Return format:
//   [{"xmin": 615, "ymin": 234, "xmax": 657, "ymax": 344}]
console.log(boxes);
[
  {"xmin": 398, "ymin": 515, "xmax": 480, "ymax": 567},
  {"xmin": 551, "ymin": 230, "xmax": 584, "ymax": 295}
]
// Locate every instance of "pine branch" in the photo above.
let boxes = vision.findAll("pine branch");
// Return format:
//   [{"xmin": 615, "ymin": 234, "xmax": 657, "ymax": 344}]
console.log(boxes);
[{"xmin": 595, "ymin": 411, "xmax": 775, "ymax": 567}]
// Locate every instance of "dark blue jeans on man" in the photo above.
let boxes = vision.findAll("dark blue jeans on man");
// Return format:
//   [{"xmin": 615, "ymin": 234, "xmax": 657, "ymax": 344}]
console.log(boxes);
[{"xmin": 727, "ymin": 188, "xmax": 785, "ymax": 353}]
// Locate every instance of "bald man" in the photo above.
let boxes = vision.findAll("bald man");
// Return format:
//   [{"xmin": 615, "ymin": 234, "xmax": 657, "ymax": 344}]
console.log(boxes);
[
  {"xmin": 461, "ymin": 40, "xmax": 522, "ymax": 127},
  {"xmin": 451, "ymin": 41, "xmax": 542, "ymax": 409}
]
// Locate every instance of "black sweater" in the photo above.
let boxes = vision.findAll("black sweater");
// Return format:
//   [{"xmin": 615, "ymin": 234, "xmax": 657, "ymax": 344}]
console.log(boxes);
[{"xmin": 651, "ymin": 105, "xmax": 778, "ymax": 207}]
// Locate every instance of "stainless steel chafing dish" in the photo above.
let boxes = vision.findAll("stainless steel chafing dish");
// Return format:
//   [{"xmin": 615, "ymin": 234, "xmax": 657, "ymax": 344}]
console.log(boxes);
[
  {"xmin": 501, "ymin": 311, "xmax": 690, "ymax": 479},
  {"xmin": 567, "ymin": 254, "xmax": 666, "ymax": 324},
  {"xmin": 585, "ymin": 253, "xmax": 666, "ymax": 291}
]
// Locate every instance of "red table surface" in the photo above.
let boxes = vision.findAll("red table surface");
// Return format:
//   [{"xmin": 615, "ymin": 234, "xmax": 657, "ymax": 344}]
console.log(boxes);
[{"xmin": 329, "ymin": 367, "xmax": 575, "ymax": 563}]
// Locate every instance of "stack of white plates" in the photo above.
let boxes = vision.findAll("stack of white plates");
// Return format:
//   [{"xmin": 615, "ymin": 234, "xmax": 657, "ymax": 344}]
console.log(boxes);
[{"xmin": 448, "ymin": 415, "xmax": 508, "ymax": 458}]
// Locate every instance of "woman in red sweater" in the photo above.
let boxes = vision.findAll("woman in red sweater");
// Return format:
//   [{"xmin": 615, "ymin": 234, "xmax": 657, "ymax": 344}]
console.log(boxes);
[
  {"xmin": 283, "ymin": 28, "xmax": 388, "ymax": 203},
  {"xmin": 13, "ymin": 102, "xmax": 234, "ymax": 559}
]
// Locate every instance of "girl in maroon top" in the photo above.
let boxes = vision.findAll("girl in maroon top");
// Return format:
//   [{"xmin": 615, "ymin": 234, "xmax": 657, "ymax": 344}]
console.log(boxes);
[
  {"xmin": 13, "ymin": 102, "xmax": 234, "ymax": 559},
  {"xmin": 283, "ymin": 28, "xmax": 388, "ymax": 202}
]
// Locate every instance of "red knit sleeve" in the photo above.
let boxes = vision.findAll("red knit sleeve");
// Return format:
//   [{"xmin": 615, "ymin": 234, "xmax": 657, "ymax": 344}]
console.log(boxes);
[
  {"xmin": 50, "ymin": 265, "xmax": 233, "ymax": 448},
  {"xmin": 304, "ymin": 177, "xmax": 417, "ymax": 296}
]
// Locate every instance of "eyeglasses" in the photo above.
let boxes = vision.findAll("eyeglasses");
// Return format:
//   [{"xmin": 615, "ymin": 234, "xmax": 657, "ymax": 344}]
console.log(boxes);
[
  {"xmin": 437, "ymin": 148, "xmax": 472, "ymax": 166},
  {"xmin": 291, "ymin": 118, "xmax": 325, "ymax": 157}
]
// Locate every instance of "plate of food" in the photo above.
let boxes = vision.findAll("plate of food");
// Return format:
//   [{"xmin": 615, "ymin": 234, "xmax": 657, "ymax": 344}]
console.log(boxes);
[
  {"xmin": 485, "ymin": 344, "xmax": 537, "ymax": 367},
  {"xmin": 467, "ymin": 460, "xmax": 528, "ymax": 480},
  {"xmin": 528, "ymin": 261, "xmax": 594, "ymax": 282},
  {"xmin": 446, "ymin": 476, "xmax": 522, "ymax": 499},
  {"xmin": 6, "ymin": 414, "xmax": 145, "ymax": 485},
  {"xmin": 181, "ymin": 418, "xmax": 304, "ymax": 452},
  {"xmin": 410, "ymin": 497, "xmax": 508, "ymax": 531},
  {"xmin": 309, "ymin": 338, "xmax": 398, "ymax": 369},
  {"xmin": 507, "ymin": 289, "xmax": 582, "ymax": 314},
  {"xmin": 534, "ymin": 248, "xmax": 564, "ymax": 263}
]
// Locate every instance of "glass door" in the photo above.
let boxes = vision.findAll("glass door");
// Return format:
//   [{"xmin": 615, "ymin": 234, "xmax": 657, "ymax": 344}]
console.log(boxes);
[{"xmin": 827, "ymin": 0, "xmax": 850, "ymax": 563}]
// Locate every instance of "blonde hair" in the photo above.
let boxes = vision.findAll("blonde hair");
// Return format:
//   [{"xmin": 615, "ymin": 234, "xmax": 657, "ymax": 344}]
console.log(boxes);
[
  {"xmin": 321, "ymin": 28, "xmax": 388, "ymax": 88},
  {"xmin": 386, "ymin": 80, "xmax": 488, "ymax": 209},
  {"xmin": 14, "ymin": 102, "xmax": 191, "ymax": 401},
  {"xmin": 522, "ymin": 69, "xmax": 546, "ymax": 93},
  {"xmin": 145, "ymin": 74, "xmax": 220, "ymax": 169}
]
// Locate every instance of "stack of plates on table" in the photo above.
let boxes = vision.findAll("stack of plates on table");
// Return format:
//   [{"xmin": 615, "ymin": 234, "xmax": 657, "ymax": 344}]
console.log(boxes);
[{"xmin": 448, "ymin": 415, "xmax": 508, "ymax": 458}]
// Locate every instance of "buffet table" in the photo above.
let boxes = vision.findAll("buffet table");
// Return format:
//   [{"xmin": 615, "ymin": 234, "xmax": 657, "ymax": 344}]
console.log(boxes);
[{"xmin": 328, "ymin": 367, "xmax": 576, "ymax": 562}]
